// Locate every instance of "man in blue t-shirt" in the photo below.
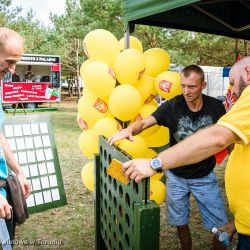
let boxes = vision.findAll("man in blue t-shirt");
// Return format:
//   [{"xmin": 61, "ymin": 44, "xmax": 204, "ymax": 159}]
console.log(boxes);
[
  {"xmin": 108, "ymin": 65, "xmax": 228, "ymax": 250},
  {"xmin": 0, "ymin": 106, "xmax": 8, "ymax": 197},
  {"xmin": 0, "ymin": 106, "xmax": 11, "ymax": 250},
  {"xmin": 0, "ymin": 28, "xmax": 31, "ymax": 249}
]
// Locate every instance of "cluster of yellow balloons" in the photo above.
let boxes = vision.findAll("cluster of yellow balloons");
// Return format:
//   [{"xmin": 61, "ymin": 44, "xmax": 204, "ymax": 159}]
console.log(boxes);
[{"xmin": 79, "ymin": 29, "xmax": 182, "ymax": 204}]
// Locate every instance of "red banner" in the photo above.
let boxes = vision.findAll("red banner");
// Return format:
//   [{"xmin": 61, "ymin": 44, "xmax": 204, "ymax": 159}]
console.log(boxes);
[
  {"xmin": 2, "ymin": 82, "xmax": 60, "ymax": 103},
  {"xmin": 51, "ymin": 64, "xmax": 60, "ymax": 72}
]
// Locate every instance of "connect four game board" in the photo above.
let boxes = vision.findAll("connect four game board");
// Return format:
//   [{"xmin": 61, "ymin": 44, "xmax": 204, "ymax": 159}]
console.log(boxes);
[{"xmin": 3, "ymin": 115, "xmax": 67, "ymax": 213}]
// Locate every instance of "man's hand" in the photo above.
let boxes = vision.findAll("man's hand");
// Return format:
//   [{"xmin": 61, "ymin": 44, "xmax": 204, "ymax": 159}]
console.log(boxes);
[
  {"xmin": 0, "ymin": 195, "xmax": 12, "ymax": 219},
  {"xmin": 16, "ymin": 172, "xmax": 31, "ymax": 199},
  {"xmin": 122, "ymin": 158, "xmax": 156, "ymax": 183},
  {"xmin": 218, "ymin": 220, "xmax": 236, "ymax": 242},
  {"xmin": 108, "ymin": 129, "xmax": 133, "ymax": 145}
]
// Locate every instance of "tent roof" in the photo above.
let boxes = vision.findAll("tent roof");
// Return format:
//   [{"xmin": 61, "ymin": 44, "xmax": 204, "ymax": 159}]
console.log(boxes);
[{"xmin": 123, "ymin": 0, "xmax": 250, "ymax": 40}]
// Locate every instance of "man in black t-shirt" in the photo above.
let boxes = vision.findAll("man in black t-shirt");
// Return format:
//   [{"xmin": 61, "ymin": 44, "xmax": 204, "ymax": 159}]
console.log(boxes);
[{"xmin": 108, "ymin": 65, "xmax": 227, "ymax": 250}]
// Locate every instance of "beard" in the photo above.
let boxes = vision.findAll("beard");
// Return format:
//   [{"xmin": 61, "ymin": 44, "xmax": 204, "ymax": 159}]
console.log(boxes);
[{"xmin": 237, "ymin": 77, "xmax": 248, "ymax": 98}]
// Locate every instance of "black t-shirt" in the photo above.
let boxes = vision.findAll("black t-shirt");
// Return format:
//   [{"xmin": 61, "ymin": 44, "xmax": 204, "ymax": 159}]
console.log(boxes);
[{"xmin": 152, "ymin": 94, "xmax": 226, "ymax": 179}]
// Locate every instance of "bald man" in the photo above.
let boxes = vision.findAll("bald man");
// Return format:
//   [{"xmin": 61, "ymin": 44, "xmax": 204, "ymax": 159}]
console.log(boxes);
[
  {"xmin": 121, "ymin": 56, "xmax": 250, "ymax": 249},
  {"xmin": 0, "ymin": 27, "xmax": 31, "ymax": 249}
]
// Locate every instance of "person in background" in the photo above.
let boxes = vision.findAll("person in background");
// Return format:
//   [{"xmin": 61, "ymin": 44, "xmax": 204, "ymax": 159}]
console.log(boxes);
[
  {"xmin": 109, "ymin": 65, "xmax": 228, "ymax": 250},
  {"xmin": 0, "ymin": 27, "xmax": 31, "ymax": 249},
  {"xmin": 25, "ymin": 65, "xmax": 34, "ymax": 82}
]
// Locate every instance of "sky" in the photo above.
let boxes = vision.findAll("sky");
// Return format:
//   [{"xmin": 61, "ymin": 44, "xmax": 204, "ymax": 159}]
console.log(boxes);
[{"xmin": 11, "ymin": 0, "xmax": 66, "ymax": 26}]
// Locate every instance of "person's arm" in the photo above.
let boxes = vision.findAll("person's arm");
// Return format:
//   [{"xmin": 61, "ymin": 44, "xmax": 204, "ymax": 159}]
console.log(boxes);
[
  {"xmin": 158, "ymin": 124, "xmax": 236, "ymax": 169},
  {"xmin": 122, "ymin": 124, "xmax": 238, "ymax": 183},
  {"xmin": 108, "ymin": 116, "xmax": 157, "ymax": 144},
  {"xmin": 0, "ymin": 133, "xmax": 31, "ymax": 198}
]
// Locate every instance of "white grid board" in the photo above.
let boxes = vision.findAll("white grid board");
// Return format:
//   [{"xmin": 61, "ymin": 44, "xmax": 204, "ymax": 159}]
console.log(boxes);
[{"xmin": 3, "ymin": 114, "xmax": 67, "ymax": 213}]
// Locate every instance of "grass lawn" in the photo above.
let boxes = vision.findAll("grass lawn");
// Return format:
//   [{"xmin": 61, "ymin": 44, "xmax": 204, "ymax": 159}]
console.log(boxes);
[{"xmin": 13, "ymin": 96, "xmax": 235, "ymax": 250}]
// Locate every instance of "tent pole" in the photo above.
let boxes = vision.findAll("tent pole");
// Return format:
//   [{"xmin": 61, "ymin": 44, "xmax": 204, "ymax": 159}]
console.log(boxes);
[{"xmin": 124, "ymin": 22, "xmax": 130, "ymax": 49}]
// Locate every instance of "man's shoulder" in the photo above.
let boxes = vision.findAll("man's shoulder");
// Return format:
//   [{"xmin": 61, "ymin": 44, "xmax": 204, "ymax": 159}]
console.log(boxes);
[
  {"xmin": 167, "ymin": 94, "xmax": 184, "ymax": 105},
  {"xmin": 203, "ymin": 94, "xmax": 224, "ymax": 107},
  {"xmin": 155, "ymin": 95, "xmax": 183, "ymax": 114}
]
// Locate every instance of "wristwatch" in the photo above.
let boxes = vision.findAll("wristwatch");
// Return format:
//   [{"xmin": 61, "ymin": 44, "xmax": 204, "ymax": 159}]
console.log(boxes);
[{"xmin": 150, "ymin": 157, "xmax": 162, "ymax": 172}]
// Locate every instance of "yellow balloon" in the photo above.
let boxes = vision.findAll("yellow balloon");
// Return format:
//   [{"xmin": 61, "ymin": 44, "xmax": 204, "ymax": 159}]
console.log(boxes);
[
  {"xmin": 78, "ymin": 92, "xmax": 108, "ymax": 129},
  {"xmin": 80, "ymin": 59, "xmax": 93, "ymax": 79},
  {"xmin": 148, "ymin": 98, "xmax": 158, "ymax": 107},
  {"xmin": 154, "ymin": 71, "xmax": 182, "ymax": 100},
  {"xmin": 134, "ymin": 76, "xmax": 157, "ymax": 104},
  {"xmin": 83, "ymin": 29, "xmax": 120, "ymax": 67},
  {"xmin": 144, "ymin": 126, "xmax": 169, "ymax": 147},
  {"xmin": 144, "ymin": 148, "xmax": 157, "ymax": 158},
  {"xmin": 150, "ymin": 179, "xmax": 166, "ymax": 205},
  {"xmin": 133, "ymin": 105, "xmax": 160, "ymax": 137},
  {"xmin": 82, "ymin": 86, "xmax": 89, "ymax": 96},
  {"xmin": 79, "ymin": 130, "xmax": 99, "ymax": 159},
  {"xmin": 114, "ymin": 49, "xmax": 146, "ymax": 84},
  {"xmin": 81, "ymin": 161, "xmax": 94, "ymax": 192},
  {"xmin": 82, "ymin": 61, "xmax": 116, "ymax": 98},
  {"xmin": 105, "ymin": 111, "xmax": 115, "ymax": 119},
  {"xmin": 93, "ymin": 117, "xmax": 121, "ymax": 139},
  {"xmin": 119, "ymin": 36, "xmax": 143, "ymax": 52},
  {"xmin": 119, "ymin": 135, "xmax": 147, "ymax": 158},
  {"xmin": 109, "ymin": 84, "xmax": 142, "ymax": 121},
  {"xmin": 144, "ymin": 48, "xmax": 170, "ymax": 78},
  {"xmin": 150, "ymin": 172, "xmax": 164, "ymax": 181}
]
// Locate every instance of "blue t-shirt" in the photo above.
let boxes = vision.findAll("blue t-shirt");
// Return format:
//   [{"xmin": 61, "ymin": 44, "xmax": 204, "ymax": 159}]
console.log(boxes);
[{"xmin": 0, "ymin": 102, "xmax": 7, "ymax": 197}]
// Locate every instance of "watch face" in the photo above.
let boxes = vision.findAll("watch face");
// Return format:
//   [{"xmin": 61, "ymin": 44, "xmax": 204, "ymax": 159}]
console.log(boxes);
[
  {"xmin": 152, "ymin": 158, "xmax": 161, "ymax": 168},
  {"xmin": 151, "ymin": 157, "xmax": 162, "ymax": 172}
]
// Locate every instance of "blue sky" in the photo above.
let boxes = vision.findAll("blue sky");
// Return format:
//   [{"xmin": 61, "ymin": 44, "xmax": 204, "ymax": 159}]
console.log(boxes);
[{"xmin": 11, "ymin": 0, "xmax": 66, "ymax": 26}]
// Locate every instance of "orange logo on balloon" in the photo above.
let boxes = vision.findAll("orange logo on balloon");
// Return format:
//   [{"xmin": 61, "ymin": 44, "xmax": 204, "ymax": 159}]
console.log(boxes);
[
  {"xmin": 93, "ymin": 98, "xmax": 108, "ymax": 113},
  {"xmin": 144, "ymin": 94, "xmax": 156, "ymax": 104},
  {"xmin": 135, "ymin": 113, "xmax": 143, "ymax": 121},
  {"xmin": 138, "ymin": 67, "xmax": 146, "ymax": 81},
  {"xmin": 159, "ymin": 80, "xmax": 172, "ymax": 93},
  {"xmin": 78, "ymin": 117, "xmax": 89, "ymax": 130}
]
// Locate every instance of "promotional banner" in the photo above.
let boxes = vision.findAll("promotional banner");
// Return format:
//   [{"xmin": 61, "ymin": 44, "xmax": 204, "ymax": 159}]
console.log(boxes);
[{"xmin": 2, "ymin": 82, "xmax": 60, "ymax": 103}]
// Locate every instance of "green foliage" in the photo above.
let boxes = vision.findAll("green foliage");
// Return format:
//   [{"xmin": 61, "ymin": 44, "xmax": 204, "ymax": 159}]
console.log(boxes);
[
  {"xmin": 132, "ymin": 26, "xmax": 245, "ymax": 67},
  {"xmin": 0, "ymin": 0, "xmax": 21, "ymax": 26},
  {"xmin": 0, "ymin": 0, "xmax": 250, "ymax": 76}
]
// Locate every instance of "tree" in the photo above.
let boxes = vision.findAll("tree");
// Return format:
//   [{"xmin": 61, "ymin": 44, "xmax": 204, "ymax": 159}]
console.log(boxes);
[
  {"xmin": 0, "ymin": 0, "xmax": 21, "ymax": 26},
  {"xmin": 1, "ymin": 0, "xmax": 250, "ymax": 95}
]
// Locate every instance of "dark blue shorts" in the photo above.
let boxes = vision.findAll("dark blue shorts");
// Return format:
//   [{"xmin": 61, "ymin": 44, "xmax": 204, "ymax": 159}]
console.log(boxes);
[{"xmin": 237, "ymin": 234, "xmax": 250, "ymax": 250}]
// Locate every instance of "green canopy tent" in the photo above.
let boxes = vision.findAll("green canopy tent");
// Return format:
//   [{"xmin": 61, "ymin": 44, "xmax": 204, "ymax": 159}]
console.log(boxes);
[
  {"xmin": 123, "ymin": 0, "xmax": 250, "ymax": 41},
  {"xmin": 122, "ymin": 0, "xmax": 249, "ymax": 150}
]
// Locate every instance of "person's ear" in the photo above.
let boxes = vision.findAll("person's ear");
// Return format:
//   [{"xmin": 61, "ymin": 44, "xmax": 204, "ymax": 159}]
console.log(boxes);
[
  {"xmin": 245, "ymin": 66, "xmax": 250, "ymax": 81},
  {"xmin": 202, "ymin": 81, "xmax": 207, "ymax": 90}
]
